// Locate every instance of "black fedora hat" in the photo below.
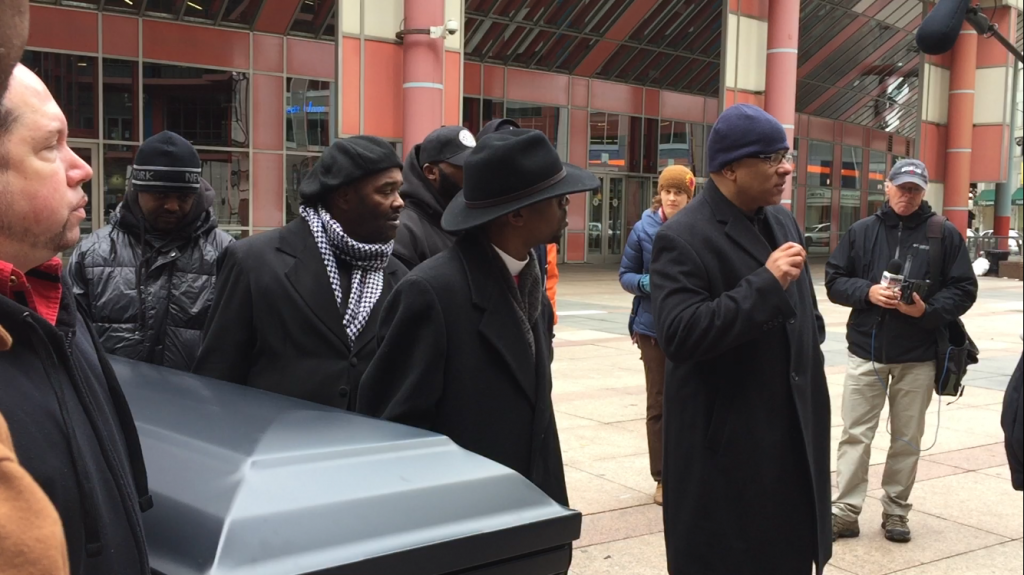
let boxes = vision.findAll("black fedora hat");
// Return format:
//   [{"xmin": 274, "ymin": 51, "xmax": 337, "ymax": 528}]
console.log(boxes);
[{"xmin": 442, "ymin": 129, "xmax": 599, "ymax": 232}]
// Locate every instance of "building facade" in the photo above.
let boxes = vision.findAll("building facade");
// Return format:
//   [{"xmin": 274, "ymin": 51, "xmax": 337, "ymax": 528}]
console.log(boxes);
[{"xmin": 20, "ymin": 0, "xmax": 1024, "ymax": 264}]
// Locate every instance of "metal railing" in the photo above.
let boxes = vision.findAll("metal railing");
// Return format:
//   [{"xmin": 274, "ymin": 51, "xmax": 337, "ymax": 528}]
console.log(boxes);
[{"xmin": 967, "ymin": 236, "xmax": 1022, "ymax": 263}]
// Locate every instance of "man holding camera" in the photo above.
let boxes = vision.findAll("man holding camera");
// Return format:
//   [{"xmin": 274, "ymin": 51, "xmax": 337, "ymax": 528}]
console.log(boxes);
[{"xmin": 826, "ymin": 159, "xmax": 977, "ymax": 544}]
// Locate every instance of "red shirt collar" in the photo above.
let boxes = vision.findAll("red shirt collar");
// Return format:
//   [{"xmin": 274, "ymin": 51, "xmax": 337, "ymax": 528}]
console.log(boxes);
[{"xmin": 0, "ymin": 258, "xmax": 64, "ymax": 326}]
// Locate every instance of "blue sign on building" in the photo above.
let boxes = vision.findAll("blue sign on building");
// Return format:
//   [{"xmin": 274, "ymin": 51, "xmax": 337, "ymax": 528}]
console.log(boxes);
[{"xmin": 287, "ymin": 101, "xmax": 329, "ymax": 115}]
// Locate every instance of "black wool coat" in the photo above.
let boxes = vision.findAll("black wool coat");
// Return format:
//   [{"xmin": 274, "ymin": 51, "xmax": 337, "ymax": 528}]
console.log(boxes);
[
  {"xmin": 357, "ymin": 234, "xmax": 569, "ymax": 508},
  {"xmin": 650, "ymin": 182, "xmax": 832, "ymax": 575},
  {"xmin": 192, "ymin": 218, "xmax": 406, "ymax": 410}
]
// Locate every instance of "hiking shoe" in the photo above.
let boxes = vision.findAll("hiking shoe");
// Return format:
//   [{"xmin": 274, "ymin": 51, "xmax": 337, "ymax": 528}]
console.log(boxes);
[
  {"xmin": 883, "ymin": 514, "xmax": 912, "ymax": 543},
  {"xmin": 653, "ymin": 483, "xmax": 663, "ymax": 507},
  {"xmin": 832, "ymin": 514, "xmax": 860, "ymax": 541}
]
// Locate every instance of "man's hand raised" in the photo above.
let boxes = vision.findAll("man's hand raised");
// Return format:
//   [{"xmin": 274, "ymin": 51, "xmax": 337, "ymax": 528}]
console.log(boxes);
[{"xmin": 766, "ymin": 242, "xmax": 806, "ymax": 290}]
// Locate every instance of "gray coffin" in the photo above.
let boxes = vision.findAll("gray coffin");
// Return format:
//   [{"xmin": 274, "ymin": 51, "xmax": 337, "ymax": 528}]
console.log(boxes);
[{"xmin": 111, "ymin": 357, "xmax": 581, "ymax": 575}]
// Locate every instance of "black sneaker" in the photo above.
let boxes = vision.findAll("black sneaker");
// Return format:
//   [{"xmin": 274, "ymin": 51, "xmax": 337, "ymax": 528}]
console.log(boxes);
[
  {"xmin": 882, "ymin": 513, "xmax": 912, "ymax": 543},
  {"xmin": 832, "ymin": 514, "xmax": 860, "ymax": 541}
]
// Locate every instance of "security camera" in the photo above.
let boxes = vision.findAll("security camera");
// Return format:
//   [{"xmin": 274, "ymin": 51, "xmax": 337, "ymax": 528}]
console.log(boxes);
[{"xmin": 445, "ymin": 19, "xmax": 459, "ymax": 36}]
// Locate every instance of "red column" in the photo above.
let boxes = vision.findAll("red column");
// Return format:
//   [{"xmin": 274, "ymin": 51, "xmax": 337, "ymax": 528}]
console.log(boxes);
[
  {"xmin": 402, "ymin": 0, "xmax": 445, "ymax": 151},
  {"xmin": 943, "ymin": 28, "xmax": 977, "ymax": 237},
  {"xmin": 764, "ymin": 0, "xmax": 800, "ymax": 206}
]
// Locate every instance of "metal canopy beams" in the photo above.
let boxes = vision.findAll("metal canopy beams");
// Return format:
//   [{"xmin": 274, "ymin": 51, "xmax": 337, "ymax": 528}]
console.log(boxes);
[
  {"xmin": 464, "ymin": 0, "xmax": 723, "ymax": 97},
  {"xmin": 797, "ymin": 0, "xmax": 924, "ymax": 138}
]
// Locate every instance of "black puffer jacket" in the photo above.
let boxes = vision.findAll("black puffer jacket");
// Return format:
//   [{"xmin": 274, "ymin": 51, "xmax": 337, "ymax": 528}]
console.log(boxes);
[
  {"xmin": 825, "ymin": 201, "xmax": 978, "ymax": 364},
  {"xmin": 393, "ymin": 145, "xmax": 457, "ymax": 269},
  {"xmin": 70, "ymin": 181, "xmax": 234, "ymax": 371}
]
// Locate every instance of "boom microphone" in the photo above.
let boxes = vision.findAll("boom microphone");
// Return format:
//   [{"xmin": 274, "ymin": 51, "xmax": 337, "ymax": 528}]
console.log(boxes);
[{"xmin": 916, "ymin": 0, "xmax": 970, "ymax": 56}]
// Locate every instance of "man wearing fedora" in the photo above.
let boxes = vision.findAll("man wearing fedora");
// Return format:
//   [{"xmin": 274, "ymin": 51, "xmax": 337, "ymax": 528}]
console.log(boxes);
[
  {"xmin": 193, "ymin": 136, "xmax": 406, "ymax": 411},
  {"xmin": 650, "ymin": 104, "xmax": 831, "ymax": 574},
  {"xmin": 358, "ymin": 130, "xmax": 598, "ymax": 518}
]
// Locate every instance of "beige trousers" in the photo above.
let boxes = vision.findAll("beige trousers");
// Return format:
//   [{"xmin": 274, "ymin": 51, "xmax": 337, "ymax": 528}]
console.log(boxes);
[{"xmin": 833, "ymin": 353, "xmax": 935, "ymax": 521}]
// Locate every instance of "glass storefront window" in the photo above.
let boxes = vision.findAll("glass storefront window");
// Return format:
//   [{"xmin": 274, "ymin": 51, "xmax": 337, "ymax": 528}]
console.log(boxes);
[
  {"xmin": 589, "ymin": 112, "xmax": 628, "ymax": 171},
  {"xmin": 868, "ymin": 150, "xmax": 887, "ymax": 193},
  {"xmin": 463, "ymin": 97, "xmax": 481, "ymax": 134},
  {"xmin": 287, "ymin": 78, "xmax": 334, "ymax": 153},
  {"xmin": 104, "ymin": 59, "xmax": 138, "ymax": 142},
  {"xmin": 286, "ymin": 154, "xmax": 319, "ymax": 223},
  {"xmin": 143, "ymin": 63, "xmax": 250, "ymax": 148},
  {"xmin": 792, "ymin": 139, "xmax": 800, "ymax": 188},
  {"xmin": 841, "ymin": 146, "xmax": 862, "ymax": 190},
  {"xmin": 691, "ymin": 124, "xmax": 706, "ymax": 178},
  {"xmin": 658, "ymin": 121, "xmax": 694, "ymax": 173},
  {"xmin": 198, "ymin": 151, "xmax": 249, "ymax": 228},
  {"xmin": 839, "ymin": 190, "xmax": 861, "ymax": 234},
  {"xmin": 483, "ymin": 99, "xmax": 504, "ymax": 125},
  {"xmin": 506, "ymin": 102, "xmax": 568, "ymax": 161},
  {"xmin": 804, "ymin": 188, "xmax": 832, "ymax": 255},
  {"xmin": 868, "ymin": 190, "xmax": 886, "ymax": 216},
  {"xmin": 807, "ymin": 141, "xmax": 834, "ymax": 188},
  {"xmin": 103, "ymin": 144, "xmax": 136, "ymax": 225},
  {"xmin": 21, "ymin": 51, "xmax": 98, "ymax": 139}
]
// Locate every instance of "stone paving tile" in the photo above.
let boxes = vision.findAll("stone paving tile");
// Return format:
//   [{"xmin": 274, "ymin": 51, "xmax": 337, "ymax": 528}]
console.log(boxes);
[
  {"xmin": 830, "ymin": 459, "xmax": 967, "ymax": 494},
  {"xmin": 556, "ymin": 395, "xmax": 647, "ymax": 424},
  {"xmin": 895, "ymin": 472, "xmax": 1024, "ymax": 540},
  {"xmin": 563, "ymin": 466, "xmax": 652, "ymax": 516},
  {"xmin": 887, "ymin": 541, "xmax": 1023, "ymax": 575},
  {"xmin": 553, "ymin": 344, "xmax": 636, "ymax": 360},
  {"xmin": 923, "ymin": 444, "xmax": 1012, "ymax": 472},
  {"xmin": 569, "ymin": 533, "xmax": 668, "ymax": 575},
  {"xmin": 577, "ymin": 505, "xmax": 663, "ymax": 549},
  {"xmin": 829, "ymin": 498, "xmax": 1009, "ymax": 575},
  {"xmin": 558, "ymin": 423, "xmax": 649, "ymax": 467},
  {"xmin": 570, "ymin": 452, "xmax": 658, "ymax": 496}
]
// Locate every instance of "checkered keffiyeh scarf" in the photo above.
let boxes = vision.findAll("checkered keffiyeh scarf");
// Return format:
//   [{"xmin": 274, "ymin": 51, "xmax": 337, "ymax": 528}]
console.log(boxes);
[{"xmin": 301, "ymin": 205, "xmax": 393, "ymax": 344}]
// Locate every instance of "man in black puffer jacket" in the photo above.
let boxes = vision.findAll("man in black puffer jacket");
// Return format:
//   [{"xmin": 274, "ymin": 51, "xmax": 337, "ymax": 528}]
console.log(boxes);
[{"xmin": 70, "ymin": 131, "xmax": 233, "ymax": 371}]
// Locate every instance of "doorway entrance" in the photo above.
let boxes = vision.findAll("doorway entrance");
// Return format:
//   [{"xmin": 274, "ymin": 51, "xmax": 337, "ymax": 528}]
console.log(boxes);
[
  {"xmin": 587, "ymin": 174, "xmax": 626, "ymax": 264},
  {"xmin": 66, "ymin": 142, "xmax": 100, "ymax": 257}
]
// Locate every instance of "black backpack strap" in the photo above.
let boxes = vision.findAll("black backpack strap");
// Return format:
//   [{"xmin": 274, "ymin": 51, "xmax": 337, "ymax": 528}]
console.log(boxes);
[{"xmin": 927, "ymin": 214, "xmax": 946, "ymax": 296}]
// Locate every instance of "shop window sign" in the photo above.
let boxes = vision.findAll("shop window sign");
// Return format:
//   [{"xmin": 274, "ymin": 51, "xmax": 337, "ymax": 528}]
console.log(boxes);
[{"xmin": 287, "ymin": 102, "xmax": 330, "ymax": 115}]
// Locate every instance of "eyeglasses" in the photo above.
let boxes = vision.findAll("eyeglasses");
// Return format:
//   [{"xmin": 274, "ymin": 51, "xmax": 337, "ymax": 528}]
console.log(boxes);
[{"xmin": 755, "ymin": 152, "xmax": 794, "ymax": 167}]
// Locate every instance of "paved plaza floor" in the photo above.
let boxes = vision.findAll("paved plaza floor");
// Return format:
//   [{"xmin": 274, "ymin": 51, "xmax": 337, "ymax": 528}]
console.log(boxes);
[{"xmin": 553, "ymin": 262, "xmax": 1023, "ymax": 575}]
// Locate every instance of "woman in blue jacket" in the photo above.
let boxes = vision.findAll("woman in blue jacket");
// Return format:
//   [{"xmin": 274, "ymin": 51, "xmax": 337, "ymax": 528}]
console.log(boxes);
[{"xmin": 619, "ymin": 164, "xmax": 695, "ymax": 506}]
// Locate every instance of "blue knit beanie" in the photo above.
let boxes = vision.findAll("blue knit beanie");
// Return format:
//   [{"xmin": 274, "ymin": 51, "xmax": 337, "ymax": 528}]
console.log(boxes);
[{"xmin": 706, "ymin": 104, "xmax": 790, "ymax": 173}]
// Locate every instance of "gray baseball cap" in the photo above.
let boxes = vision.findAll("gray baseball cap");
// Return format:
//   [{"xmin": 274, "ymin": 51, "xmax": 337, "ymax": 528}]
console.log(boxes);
[{"xmin": 889, "ymin": 159, "xmax": 929, "ymax": 189}]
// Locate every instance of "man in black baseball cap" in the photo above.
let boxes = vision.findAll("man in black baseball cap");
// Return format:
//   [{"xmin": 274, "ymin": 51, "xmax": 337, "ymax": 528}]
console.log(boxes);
[
  {"xmin": 393, "ymin": 125, "xmax": 476, "ymax": 269},
  {"xmin": 69, "ymin": 131, "xmax": 234, "ymax": 372},
  {"xmin": 195, "ymin": 135, "xmax": 407, "ymax": 413},
  {"xmin": 360, "ymin": 132, "xmax": 598, "ymax": 572}
]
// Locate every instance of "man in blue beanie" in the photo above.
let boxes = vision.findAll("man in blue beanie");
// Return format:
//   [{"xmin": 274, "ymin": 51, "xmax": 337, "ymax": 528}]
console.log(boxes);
[{"xmin": 651, "ymin": 103, "xmax": 832, "ymax": 574}]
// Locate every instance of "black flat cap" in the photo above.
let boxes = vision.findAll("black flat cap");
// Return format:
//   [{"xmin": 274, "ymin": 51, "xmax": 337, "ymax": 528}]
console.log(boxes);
[{"xmin": 298, "ymin": 135, "xmax": 402, "ymax": 203}]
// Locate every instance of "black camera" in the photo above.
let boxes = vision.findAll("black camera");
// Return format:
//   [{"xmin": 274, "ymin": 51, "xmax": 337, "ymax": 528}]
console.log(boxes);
[{"xmin": 899, "ymin": 278, "xmax": 929, "ymax": 304}]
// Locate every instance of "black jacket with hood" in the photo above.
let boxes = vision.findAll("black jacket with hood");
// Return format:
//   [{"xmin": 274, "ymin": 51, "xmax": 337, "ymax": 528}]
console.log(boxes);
[
  {"xmin": 69, "ymin": 180, "xmax": 234, "ymax": 371},
  {"xmin": 393, "ymin": 145, "xmax": 458, "ymax": 269},
  {"xmin": 825, "ymin": 201, "xmax": 978, "ymax": 365},
  {"xmin": 0, "ymin": 279, "xmax": 152, "ymax": 575}
]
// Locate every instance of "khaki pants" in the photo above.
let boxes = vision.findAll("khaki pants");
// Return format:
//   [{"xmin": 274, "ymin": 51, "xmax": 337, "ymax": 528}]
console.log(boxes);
[
  {"xmin": 833, "ymin": 353, "xmax": 935, "ymax": 521},
  {"xmin": 637, "ymin": 335, "xmax": 665, "ymax": 483}
]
